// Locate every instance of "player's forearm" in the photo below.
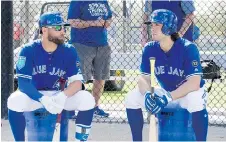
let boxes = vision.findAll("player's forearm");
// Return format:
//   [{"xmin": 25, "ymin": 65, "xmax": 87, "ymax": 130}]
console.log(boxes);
[
  {"xmin": 104, "ymin": 19, "xmax": 112, "ymax": 28},
  {"xmin": 63, "ymin": 80, "xmax": 82, "ymax": 97},
  {"xmin": 68, "ymin": 19, "xmax": 105, "ymax": 29},
  {"xmin": 178, "ymin": 13, "xmax": 195, "ymax": 37},
  {"xmin": 138, "ymin": 75, "xmax": 151, "ymax": 95},
  {"xmin": 18, "ymin": 78, "xmax": 43, "ymax": 102},
  {"xmin": 170, "ymin": 75, "xmax": 201, "ymax": 100}
]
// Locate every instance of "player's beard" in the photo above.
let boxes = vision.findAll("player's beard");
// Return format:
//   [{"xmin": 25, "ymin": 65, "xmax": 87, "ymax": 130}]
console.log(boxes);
[{"xmin": 48, "ymin": 34, "xmax": 65, "ymax": 45}]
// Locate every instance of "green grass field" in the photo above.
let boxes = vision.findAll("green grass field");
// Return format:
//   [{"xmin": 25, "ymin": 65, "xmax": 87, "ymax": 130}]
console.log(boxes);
[{"xmin": 86, "ymin": 70, "xmax": 226, "ymax": 109}]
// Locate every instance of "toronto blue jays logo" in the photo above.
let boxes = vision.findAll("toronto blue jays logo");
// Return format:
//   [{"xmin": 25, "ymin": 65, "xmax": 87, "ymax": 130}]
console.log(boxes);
[{"xmin": 52, "ymin": 77, "xmax": 67, "ymax": 91}]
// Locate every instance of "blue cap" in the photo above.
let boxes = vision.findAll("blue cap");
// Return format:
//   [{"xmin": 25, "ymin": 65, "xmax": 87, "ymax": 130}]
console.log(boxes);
[{"xmin": 39, "ymin": 11, "xmax": 70, "ymax": 28}]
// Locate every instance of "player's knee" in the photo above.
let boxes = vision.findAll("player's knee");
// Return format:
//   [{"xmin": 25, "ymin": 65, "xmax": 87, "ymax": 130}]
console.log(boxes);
[
  {"xmin": 125, "ymin": 88, "xmax": 141, "ymax": 109},
  {"xmin": 180, "ymin": 88, "xmax": 208, "ymax": 113},
  {"xmin": 77, "ymin": 91, "xmax": 95, "ymax": 111},
  {"xmin": 7, "ymin": 91, "xmax": 30, "ymax": 112}
]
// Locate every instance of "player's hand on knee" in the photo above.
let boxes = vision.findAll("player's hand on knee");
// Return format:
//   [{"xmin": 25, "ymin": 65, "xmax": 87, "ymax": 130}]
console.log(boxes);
[
  {"xmin": 40, "ymin": 93, "xmax": 67, "ymax": 114},
  {"xmin": 50, "ymin": 91, "xmax": 67, "ymax": 113},
  {"xmin": 39, "ymin": 96, "xmax": 60, "ymax": 114}
]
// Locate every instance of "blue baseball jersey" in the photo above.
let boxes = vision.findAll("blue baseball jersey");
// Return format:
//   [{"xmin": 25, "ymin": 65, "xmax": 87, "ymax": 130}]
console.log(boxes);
[
  {"xmin": 144, "ymin": 0, "xmax": 195, "ymax": 41},
  {"xmin": 140, "ymin": 38, "xmax": 205, "ymax": 92},
  {"xmin": 68, "ymin": 0, "xmax": 112, "ymax": 47},
  {"xmin": 16, "ymin": 40, "xmax": 82, "ymax": 91}
]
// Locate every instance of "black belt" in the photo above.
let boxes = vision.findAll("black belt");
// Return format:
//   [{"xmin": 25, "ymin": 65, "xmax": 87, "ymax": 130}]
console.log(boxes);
[{"xmin": 37, "ymin": 88, "xmax": 55, "ymax": 91}]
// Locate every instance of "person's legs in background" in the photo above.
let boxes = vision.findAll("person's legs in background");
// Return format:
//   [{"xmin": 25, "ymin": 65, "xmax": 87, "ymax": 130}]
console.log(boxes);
[
  {"xmin": 92, "ymin": 46, "xmax": 111, "ymax": 117},
  {"xmin": 92, "ymin": 80, "xmax": 109, "ymax": 117},
  {"xmin": 73, "ymin": 43, "xmax": 110, "ymax": 117}
]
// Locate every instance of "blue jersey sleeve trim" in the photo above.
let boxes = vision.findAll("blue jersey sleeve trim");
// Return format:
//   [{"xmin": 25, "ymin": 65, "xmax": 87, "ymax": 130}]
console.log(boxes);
[
  {"xmin": 18, "ymin": 77, "xmax": 43, "ymax": 102},
  {"xmin": 140, "ymin": 72, "xmax": 151, "ymax": 76},
  {"xmin": 68, "ymin": 74, "xmax": 84, "ymax": 81},
  {"xmin": 68, "ymin": 74, "xmax": 84, "ymax": 84},
  {"xmin": 68, "ymin": 74, "xmax": 86, "ymax": 90},
  {"xmin": 16, "ymin": 74, "xmax": 32, "ymax": 80},
  {"xmin": 186, "ymin": 73, "xmax": 203, "ymax": 79}
]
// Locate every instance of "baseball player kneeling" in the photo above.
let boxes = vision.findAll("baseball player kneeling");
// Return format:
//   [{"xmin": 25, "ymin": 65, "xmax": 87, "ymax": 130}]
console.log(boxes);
[
  {"xmin": 125, "ymin": 9, "xmax": 208, "ymax": 141},
  {"xmin": 7, "ymin": 12, "xmax": 95, "ymax": 141}
]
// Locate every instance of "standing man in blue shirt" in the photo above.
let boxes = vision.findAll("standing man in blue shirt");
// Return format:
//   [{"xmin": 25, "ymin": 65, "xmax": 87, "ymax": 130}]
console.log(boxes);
[
  {"xmin": 68, "ymin": 0, "xmax": 113, "ymax": 117},
  {"xmin": 141, "ymin": 0, "xmax": 196, "ymax": 46}
]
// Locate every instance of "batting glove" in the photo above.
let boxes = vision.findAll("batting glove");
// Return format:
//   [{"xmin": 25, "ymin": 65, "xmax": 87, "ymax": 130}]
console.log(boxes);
[
  {"xmin": 154, "ymin": 88, "xmax": 173, "ymax": 106},
  {"xmin": 145, "ymin": 88, "xmax": 173, "ymax": 114},
  {"xmin": 39, "ymin": 96, "xmax": 59, "ymax": 114},
  {"xmin": 39, "ymin": 92, "xmax": 67, "ymax": 114},
  {"xmin": 50, "ymin": 91, "xmax": 67, "ymax": 113},
  {"xmin": 145, "ymin": 91, "xmax": 161, "ymax": 114}
]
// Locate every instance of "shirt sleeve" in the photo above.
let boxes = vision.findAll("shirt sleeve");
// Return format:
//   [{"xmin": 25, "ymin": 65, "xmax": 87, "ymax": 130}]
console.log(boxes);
[
  {"xmin": 67, "ymin": 1, "xmax": 81, "ymax": 20},
  {"xmin": 18, "ymin": 78, "xmax": 43, "ymax": 102},
  {"xmin": 16, "ymin": 47, "xmax": 33, "ymax": 80},
  {"xmin": 144, "ymin": 0, "xmax": 152, "ymax": 15},
  {"xmin": 16, "ymin": 46, "xmax": 43, "ymax": 102},
  {"xmin": 181, "ymin": 1, "xmax": 196, "ymax": 15},
  {"xmin": 183, "ymin": 44, "xmax": 203, "ymax": 78},
  {"xmin": 105, "ymin": 2, "xmax": 113, "ymax": 19},
  {"xmin": 140, "ymin": 45, "xmax": 151, "ymax": 75}
]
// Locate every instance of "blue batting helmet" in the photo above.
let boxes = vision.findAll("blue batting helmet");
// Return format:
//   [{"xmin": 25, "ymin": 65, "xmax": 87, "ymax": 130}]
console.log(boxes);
[
  {"xmin": 145, "ymin": 9, "xmax": 178, "ymax": 36},
  {"xmin": 39, "ymin": 11, "xmax": 69, "ymax": 33}
]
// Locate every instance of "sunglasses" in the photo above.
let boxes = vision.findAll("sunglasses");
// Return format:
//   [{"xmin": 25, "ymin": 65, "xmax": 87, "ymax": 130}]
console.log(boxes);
[{"xmin": 45, "ymin": 25, "xmax": 67, "ymax": 32}]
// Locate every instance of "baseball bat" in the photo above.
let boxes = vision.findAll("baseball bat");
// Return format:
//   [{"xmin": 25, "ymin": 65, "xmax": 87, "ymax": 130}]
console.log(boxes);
[
  {"xmin": 149, "ymin": 57, "xmax": 158, "ymax": 142},
  {"xmin": 53, "ymin": 77, "xmax": 66, "ymax": 141},
  {"xmin": 53, "ymin": 113, "xmax": 62, "ymax": 141}
]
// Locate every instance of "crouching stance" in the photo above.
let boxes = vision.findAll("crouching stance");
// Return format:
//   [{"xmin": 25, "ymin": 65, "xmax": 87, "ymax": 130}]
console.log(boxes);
[
  {"xmin": 125, "ymin": 9, "xmax": 208, "ymax": 141},
  {"xmin": 7, "ymin": 12, "xmax": 95, "ymax": 141}
]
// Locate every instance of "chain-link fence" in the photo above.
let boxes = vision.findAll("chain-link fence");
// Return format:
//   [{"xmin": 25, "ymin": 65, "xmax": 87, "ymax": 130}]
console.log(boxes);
[{"xmin": 1, "ymin": 0, "xmax": 225, "ymax": 126}]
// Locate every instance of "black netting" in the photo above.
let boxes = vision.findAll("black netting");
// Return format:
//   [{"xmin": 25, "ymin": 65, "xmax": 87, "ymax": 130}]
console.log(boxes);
[{"xmin": 1, "ymin": 1, "xmax": 14, "ymax": 119}]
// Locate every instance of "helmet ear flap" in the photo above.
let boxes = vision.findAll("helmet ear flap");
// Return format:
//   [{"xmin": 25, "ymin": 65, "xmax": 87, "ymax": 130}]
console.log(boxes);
[
  {"xmin": 161, "ymin": 25, "xmax": 167, "ymax": 35},
  {"xmin": 164, "ymin": 26, "xmax": 175, "ymax": 35},
  {"xmin": 162, "ymin": 24, "xmax": 171, "ymax": 35}
]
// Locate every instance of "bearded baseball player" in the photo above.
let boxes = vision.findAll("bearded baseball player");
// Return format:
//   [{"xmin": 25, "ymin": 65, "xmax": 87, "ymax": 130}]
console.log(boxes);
[
  {"xmin": 125, "ymin": 9, "xmax": 208, "ymax": 141},
  {"xmin": 7, "ymin": 11, "xmax": 95, "ymax": 141}
]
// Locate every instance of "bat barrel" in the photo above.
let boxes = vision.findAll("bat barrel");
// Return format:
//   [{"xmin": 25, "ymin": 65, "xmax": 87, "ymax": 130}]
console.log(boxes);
[
  {"xmin": 23, "ymin": 108, "xmax": 57, "ymax": 141},
  {"xmin": 157, "ymin": 104, "xmax": 195, "ymax": 141}
]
